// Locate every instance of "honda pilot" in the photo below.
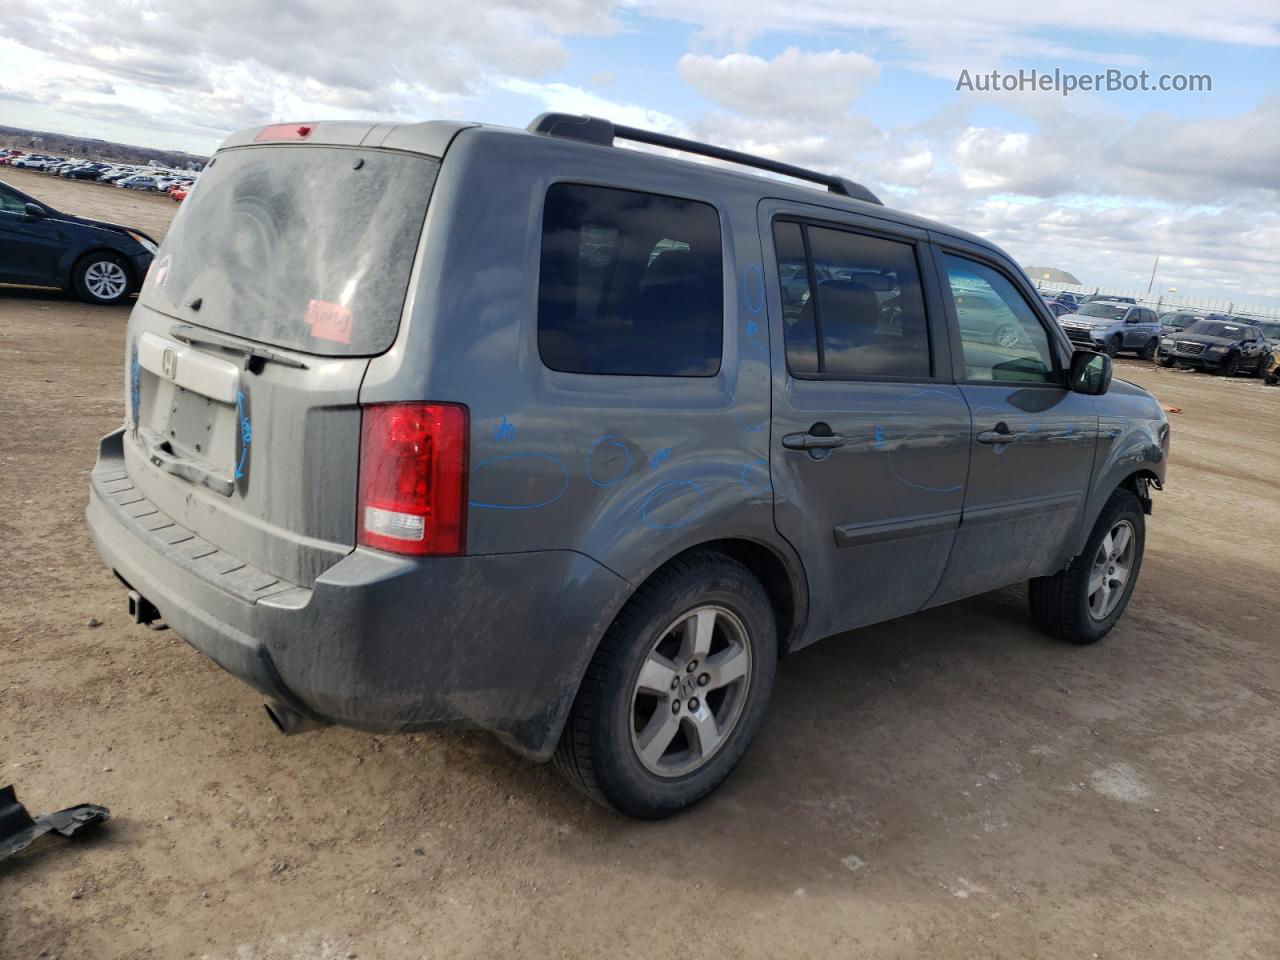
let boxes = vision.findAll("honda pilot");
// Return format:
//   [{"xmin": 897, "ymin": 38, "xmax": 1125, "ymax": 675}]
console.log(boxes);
[{"xmin": 87, "ymin": 115, "xmax": 1169, "ymax": 818}]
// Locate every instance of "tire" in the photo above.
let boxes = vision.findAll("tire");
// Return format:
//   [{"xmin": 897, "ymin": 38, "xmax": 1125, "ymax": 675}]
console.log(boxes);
[
  {"xmin": 992, "ymin": 324, "xmax": 1021, "ymax": 348},
  {"xmin": 72, "ymin": 253, "xmax": 133, "ymax": 305},
  {"xmin": 1139, "ymin": 338, "xmax": 1158, "ymax": 361},
  {"xmin": 1216, "ymin": 357, "xmax": 1240, "ymax": 377},
  {"xmin": 1103, "ymin": 336, "xmax": 1121, "ymax": 358},
  {"xmin": 1157, "ymin": 356, "xmax": 1176, "ymax": 368},
  {"xmin": 1255, "ymin": 354, "xmax": 1272, "ymax": 379},
  {"xmin": 1028, "ymin": 488, "xmax": 1145, "ymax": 645},
  {"xmin": 554, "ymin": 551, "xmax": 777, "ymax": 819}
]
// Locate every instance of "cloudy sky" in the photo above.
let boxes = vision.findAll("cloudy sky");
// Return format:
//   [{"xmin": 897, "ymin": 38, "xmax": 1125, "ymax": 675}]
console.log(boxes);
[{"xmin": 3, "ymin": 0, "xmax": 1278, "ymax": 304}]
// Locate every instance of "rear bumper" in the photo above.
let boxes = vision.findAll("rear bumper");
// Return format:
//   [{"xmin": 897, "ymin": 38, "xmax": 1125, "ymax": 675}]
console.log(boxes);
[{"xmin": 86, "ymin": 428, "xmax": 630, "ymax": 759}]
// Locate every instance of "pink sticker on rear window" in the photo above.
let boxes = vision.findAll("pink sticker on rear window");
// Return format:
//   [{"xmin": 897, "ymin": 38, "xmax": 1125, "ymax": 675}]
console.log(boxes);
[{"xmin": 305, "ymin": 299, "xmax": 353, "ymax": 344}]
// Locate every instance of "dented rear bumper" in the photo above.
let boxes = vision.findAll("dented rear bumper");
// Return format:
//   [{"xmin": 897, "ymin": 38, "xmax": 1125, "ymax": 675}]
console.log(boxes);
[{"xmin": 86, "ymin": 428, "xmax": 630, "ymax": 759}]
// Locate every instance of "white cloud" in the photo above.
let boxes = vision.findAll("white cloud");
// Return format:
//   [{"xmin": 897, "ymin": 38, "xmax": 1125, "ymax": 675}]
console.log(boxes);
[{"xmin": 679, "ymin": 48, "xmax": 880, "ymax": 119}]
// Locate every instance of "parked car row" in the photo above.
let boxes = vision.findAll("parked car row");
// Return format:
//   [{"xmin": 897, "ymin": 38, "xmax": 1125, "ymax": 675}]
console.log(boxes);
[
  {"xmin": 1038, "ymin": 284, "xmax": 1277, "ymax": 383},
  {"xmin": 0, "ymin": 150, "xmax": 197, "ymax": 200}
]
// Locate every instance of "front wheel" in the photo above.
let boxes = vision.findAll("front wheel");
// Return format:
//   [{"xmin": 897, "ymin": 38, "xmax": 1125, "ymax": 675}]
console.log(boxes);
[
  {"xmin": 1140, "ymin": 338, "xmax": 1158, "ymax": 361},
  {"xmin": 1103, "ymin": 336, "xmax": 1121, "ymax": 357},
  {"xmin": 1255, "ymin": 354, "xmax": 1273, "ymax": 379},
  {"xmin": 1157, "ymin": 356, "xmax": 1176, "ymax": 368},
  {"xmin": 1028, "ymin": 488, "xmax": 1145, "ymax": 645},
  {"xmin": 1216, "ymin": 357, "xmax": 1240, "ymax": 376},
  {"xmin": 554, "ymin": 552, "xmax": 777, "ymax": 818},
  {"xmin": 72, "ymin": 253, "xmax": 134, "ymax": 305}
]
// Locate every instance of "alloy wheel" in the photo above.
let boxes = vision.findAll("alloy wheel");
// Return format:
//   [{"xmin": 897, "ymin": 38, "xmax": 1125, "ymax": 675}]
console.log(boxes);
[
  {"xmin": 629, "ymin": 605, "xmax": 752, "ymax": 778},
  {"xmin": 84, "ymin": 260, "xmax": 128, "ymax": 301},
  {"xmin": 1088, "ymin": 520, "xmax": 1135, "ymax": 620}
]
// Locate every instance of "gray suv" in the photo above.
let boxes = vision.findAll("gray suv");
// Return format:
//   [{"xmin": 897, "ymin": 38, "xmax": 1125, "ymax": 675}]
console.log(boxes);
[
  {"xmin": 1058, "ymin": 300, "xmax": 1163, "ymax": 358},
  {"xmin": 86, "ymin": 114, "xmax": 1169, "ymax": 818}
]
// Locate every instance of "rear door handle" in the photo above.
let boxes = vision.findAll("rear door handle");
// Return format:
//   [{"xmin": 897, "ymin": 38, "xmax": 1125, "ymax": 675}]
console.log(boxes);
[
  {"xmin": 977, "ymin": 421, "xmax": 1015, "ymax": 445},
  {"xmin": 782, "ymin": 433, "xmax": 849, "ymax": 450}
]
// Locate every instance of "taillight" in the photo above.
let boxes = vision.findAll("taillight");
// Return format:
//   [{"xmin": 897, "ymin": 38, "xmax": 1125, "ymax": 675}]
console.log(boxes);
[{"xmin": 358, "ymin": 403, "xmax": 468, "ymax": 556}]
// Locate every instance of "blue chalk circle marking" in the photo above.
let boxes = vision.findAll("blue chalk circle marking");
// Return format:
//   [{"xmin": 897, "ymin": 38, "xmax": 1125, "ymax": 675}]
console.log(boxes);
[
  {"xmin": 885, "ymin": 389, "xmax": 965, "ymax": 493},
  {"xmin": 739, "ymin": 458, "xmax": 769, "ymax": 496},
  {"xmin": 586, "ymin": 434, "xmax": 633, "ymax": 487},
  {"xmin": 743, "ymin": 263, "xmax": 765, "ymax": 314},
  {"xmin": 469, "ymin": 452, "xmax": 569, "ymax": 510},
  {"xmin": 641, "ymin": 480, "xmax": 710, "ymax": 530}
]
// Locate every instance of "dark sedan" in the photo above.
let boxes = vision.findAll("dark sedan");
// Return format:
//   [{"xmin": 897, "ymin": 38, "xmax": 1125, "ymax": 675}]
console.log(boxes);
[
  {"xmin": 0, "ymin": 178, "xmax": 156, "ymax": 304},
  {"xmin": 1157, "ymin": 318, "xmax": 1273, "ymax": 377}
]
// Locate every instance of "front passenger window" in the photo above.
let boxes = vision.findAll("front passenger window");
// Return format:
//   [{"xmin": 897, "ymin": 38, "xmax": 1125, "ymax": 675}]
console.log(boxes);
[{"xmin": 943, "ymin": 254, "xmax": 1057, "ymax": 384}]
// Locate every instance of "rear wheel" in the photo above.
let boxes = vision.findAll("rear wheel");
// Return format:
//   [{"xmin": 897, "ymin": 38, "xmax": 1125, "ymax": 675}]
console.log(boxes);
[
  {"xmin": 1139, "ymin": 338, "xmax": 1158, "ymax": 361},
  {"xmin": 554, "ymin": 552, "xmax": 777, "ymax": 818},
  {"xmin": 1029, "ymin": 488, "xmax": 1145, "ymax": 645},
  {"xmin": 73, "ymin": 253, "xmax": 133, "ymax": 305}
]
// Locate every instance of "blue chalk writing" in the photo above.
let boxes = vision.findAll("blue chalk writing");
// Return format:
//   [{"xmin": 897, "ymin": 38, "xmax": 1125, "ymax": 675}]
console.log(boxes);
[
  {"xmin": 873, "ymin": 426, "xmax": 885, "ymax": 448},
  {"xmin": 494, "ymin": 416, "xmax": 517, "ymax": 443},
  {"xmin": 649, "ymin": 447, "xmax": 671, "ymax": 469},
  {"xmin": 745, "ymin": 320, "xmax": 759, "ymax": 337},
  {"xmin": 235, "ymin": 390, "xmax": 251, "ymax": 480}
]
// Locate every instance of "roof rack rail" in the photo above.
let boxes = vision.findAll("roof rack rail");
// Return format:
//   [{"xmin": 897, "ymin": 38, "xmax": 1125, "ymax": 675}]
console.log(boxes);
[{"xmin": 527, "ymin": 113, "xmax": 882, "ymax": 206}]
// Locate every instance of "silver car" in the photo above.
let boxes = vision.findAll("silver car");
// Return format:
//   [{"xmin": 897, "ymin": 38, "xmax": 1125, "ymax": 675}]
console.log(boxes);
[{"xmin": 1058, "ymin": 300, "xmax": 1163, "ymax": 358}]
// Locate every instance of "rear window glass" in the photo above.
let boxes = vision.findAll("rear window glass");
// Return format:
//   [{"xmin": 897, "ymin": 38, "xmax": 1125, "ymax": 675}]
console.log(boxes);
[
  {"xmin": 537, "ymin": 183, "xmax": 723, "ymax": 376},
  {"xmin": 141, "ymin": 146, "xmax": 439, "ymax": 357},
  {"xmin": 775, "ymin": 220, "xmax": 931, "ymax": 379}
]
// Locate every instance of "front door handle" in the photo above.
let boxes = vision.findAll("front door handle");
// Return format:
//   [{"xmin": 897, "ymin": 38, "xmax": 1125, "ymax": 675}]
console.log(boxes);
[
  {"xmin": 976, "ymin": 421, "xmax": 1015, "ymax": 445},
  {"xmin": 782, "ymin": 432, "xmax": 849, "ymax": 451}
]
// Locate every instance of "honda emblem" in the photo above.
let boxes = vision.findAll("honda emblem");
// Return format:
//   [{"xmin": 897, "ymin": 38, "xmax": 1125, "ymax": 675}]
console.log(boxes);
[{"xmin": 162, "ymin": 347, "xmax": 178, "ymax": 380}]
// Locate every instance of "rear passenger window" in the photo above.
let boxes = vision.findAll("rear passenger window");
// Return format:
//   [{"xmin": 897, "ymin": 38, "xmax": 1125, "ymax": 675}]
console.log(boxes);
[
  {"xmin": 773, "ymin": 220, "xmax": 931, "ymax": 379},
  {"xmin": 538, "ymin": 183, "xmax": 723, "ymax": 376}
]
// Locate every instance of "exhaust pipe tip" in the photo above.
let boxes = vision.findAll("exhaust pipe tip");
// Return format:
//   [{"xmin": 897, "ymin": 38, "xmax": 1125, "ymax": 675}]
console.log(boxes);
[{"xmin": 264, "ymin": 701, "xmax": 330, "ymax": 736}]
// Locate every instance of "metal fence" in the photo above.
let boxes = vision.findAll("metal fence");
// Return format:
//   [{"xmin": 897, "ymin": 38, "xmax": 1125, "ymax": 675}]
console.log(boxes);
[{"xmin": 1029, "ymin": 279, "xmax": 1280, "ymax": 321}]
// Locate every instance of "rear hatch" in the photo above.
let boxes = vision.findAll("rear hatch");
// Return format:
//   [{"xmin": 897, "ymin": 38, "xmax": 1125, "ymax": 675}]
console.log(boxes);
[{"xmin": 122, "ymin": 141, "xmax": 440, "ymax": 587}]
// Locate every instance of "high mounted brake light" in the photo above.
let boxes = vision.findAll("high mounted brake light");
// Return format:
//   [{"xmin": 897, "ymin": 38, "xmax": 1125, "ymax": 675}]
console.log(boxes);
[
  {"xmin": 358, "ymin": 403, "xmax": 468, "ymax": 556},
  {"xmin": 255, "ymin": 124, "xmax": 313, "ymax": 141}
]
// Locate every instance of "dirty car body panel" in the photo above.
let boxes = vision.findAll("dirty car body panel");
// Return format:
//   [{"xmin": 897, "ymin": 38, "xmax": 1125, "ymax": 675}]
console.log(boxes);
[{"xmin": 86, "ymin": 116, "xmax": 1168, "ymax": 763}]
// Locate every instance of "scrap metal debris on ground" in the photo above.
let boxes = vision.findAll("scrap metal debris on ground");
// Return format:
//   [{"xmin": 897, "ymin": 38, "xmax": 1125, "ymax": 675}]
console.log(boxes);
[{"xmin": 0, "ymin": 785, "xmax": 110, "ymax": 861}]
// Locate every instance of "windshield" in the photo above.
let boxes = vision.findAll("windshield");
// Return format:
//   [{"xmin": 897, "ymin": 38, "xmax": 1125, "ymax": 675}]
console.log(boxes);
[
  {"xmin": 1253, "ymin": 321, "xmax": 1280, "ymax": 339},
  {"xmin": 141, "ymin": 145, "xmax": 439, "ymax": 357},
  {"xmin": 1186, "ymin": 320, "xmax": 1246, "ymax": 340},
  {"xmin": 1161, "ymin": 313, "xmax": 1199, "ymax": 328},
  {"xmin": 1076, "ymin": 303, "xmax": 1127, "ymax": 321}
]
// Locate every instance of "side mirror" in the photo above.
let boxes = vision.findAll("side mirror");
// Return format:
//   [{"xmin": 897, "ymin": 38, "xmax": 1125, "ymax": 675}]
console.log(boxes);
[
  {"xmin": 22, "ymin": 202, "xmax": 46, "ymax": 219},
  {"xmin": 1069, "ymin": 349, "xmax": 1112, "ymax": 395}
]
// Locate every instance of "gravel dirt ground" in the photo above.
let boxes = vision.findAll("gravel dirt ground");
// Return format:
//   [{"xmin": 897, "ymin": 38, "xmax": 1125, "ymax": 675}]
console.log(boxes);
[{"xmin": 2, "ymin": 169, "xmax": 1278, "ymax": 959}]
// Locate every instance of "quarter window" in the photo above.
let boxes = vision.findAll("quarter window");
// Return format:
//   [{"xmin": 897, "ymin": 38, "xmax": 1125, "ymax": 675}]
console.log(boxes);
[
  {"xmin": 773, "ymin": 220, "xmax": 931, "ymax": 379},
  {"xmin": 943, "ymin": 254, "xmax": 1058, "ymax": 384},
  {"xmin": 537, "ymin": 183, "xmax": 723, "ymax": 376}
]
